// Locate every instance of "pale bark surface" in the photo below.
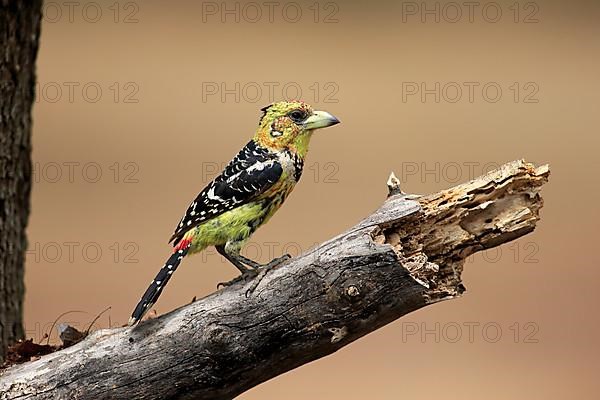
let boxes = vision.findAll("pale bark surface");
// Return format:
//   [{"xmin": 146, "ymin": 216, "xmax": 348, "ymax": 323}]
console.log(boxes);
[
  {"xmin": 0, "ymin": 0, "xmax": 42, "ymax": 363},
  {"xmin": 0, "ymin": 160, "xmax": 549, "ymax": 399}
]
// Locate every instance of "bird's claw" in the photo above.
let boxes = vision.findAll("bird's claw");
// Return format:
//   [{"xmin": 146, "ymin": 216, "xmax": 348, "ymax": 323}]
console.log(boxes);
[
  {"xmin": 216, "ymin": 254, "xmax": 291, "ymax": 289},
  {"xmin": 244, "ymin": 254, "xmax": 291, "ymax": 297},
  {"xmin": 217, "ymin": 269, "xmax": 258, "ymax": 288},
  {"xmin": 264, "ymin": 253, "xmax": 291, "ymax": 268}
]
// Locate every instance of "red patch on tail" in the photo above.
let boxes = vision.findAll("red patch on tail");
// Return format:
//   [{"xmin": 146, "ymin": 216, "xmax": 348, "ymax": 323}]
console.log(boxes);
[{"xmin": 174, "ymin": 237, "xmax": 192, "ymax": 252}]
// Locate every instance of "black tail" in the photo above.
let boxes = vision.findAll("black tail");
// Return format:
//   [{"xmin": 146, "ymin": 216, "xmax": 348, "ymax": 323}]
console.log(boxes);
[{"xmin": 128, "ymin": 245, "xmax": 190, "ymax": 325}]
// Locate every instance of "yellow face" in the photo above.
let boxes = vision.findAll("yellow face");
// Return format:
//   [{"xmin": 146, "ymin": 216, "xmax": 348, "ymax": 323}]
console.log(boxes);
[{"xmin": 254, "ymin": 101, "xmax": 339, "ymax": 157}]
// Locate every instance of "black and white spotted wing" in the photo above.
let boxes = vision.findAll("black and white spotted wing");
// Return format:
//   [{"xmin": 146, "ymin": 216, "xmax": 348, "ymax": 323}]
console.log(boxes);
[{"xmin": 169, "ymin": 141, "xmax": 283, "ymax": 245}]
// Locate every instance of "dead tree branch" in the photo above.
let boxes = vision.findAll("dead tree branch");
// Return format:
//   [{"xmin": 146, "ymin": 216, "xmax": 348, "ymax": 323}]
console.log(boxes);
[{"xmin": 0, "ymin": 160, "xmax": 549, "ymax": 400}]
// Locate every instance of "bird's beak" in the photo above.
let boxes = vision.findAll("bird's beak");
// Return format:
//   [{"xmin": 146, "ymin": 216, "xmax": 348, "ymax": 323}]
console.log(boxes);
[{"xmin": 303, "ymin": 110, "xmax": 340, "ymax": 130}]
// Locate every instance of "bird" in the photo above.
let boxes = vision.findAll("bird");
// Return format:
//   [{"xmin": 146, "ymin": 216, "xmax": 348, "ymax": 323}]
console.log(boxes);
[{"xmin": 128, "ymin": 100, "xmax": 340, "ymax": 325}]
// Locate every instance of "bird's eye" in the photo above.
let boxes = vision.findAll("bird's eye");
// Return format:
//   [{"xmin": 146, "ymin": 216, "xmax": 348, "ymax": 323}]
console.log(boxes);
[{"xmin": 288, "ymin": 110, "xmax": 307, "ymax": 123}]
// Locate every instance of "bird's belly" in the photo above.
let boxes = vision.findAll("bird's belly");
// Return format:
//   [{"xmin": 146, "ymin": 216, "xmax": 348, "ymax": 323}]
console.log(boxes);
[
  {"xmin": 186, "ymin": 172, "xmax": 297, "ymax": 255},
  {"xmin": 187, "ymin": 202, "xmax": 263, "ymax": 252},
  {"xmin": 187, "ymin": 196, "xmax": 288, "ymax": 254}
]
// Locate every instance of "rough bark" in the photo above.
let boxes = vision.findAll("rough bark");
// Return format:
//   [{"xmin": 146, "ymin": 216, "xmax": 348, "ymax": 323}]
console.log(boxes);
[
  {"xmin": 0, "ymin": 160, "xmax": 549, "ymax": 399},
  {"xmin": 0, "ymin": 0, "xmax": 42, "ymax": 363}
]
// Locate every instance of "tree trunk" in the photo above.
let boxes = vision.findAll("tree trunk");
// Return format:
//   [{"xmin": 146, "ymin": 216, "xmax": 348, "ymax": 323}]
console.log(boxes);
[
  {"xmin": 0, "ymin": 1, "xmax": 42, "ymax": 363},
  {"xmin": 0, "ymin": 160, "xmax": 549, "ymax": 399}
]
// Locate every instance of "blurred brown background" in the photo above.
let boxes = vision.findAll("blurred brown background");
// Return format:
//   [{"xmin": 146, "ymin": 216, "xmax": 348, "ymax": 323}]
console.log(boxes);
[{"xmin": 26, "ymin": 0, "xmax": 599, "ymax": 398}]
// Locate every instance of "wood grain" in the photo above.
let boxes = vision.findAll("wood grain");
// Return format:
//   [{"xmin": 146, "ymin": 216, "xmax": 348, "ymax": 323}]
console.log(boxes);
[{"xmin": 0, "ymin": 160, "xmax": 549, "ymax": 400}]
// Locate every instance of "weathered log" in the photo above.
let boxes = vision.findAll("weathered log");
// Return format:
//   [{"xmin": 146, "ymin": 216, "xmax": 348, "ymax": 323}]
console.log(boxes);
[{"xmin": 0, "ymin": 160, "xmax": 549, "ymax": 400}]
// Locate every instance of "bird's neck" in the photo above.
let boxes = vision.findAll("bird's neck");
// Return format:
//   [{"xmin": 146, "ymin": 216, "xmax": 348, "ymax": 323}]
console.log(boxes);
[
  {"xmin": 288, "ymin": 131, "xmax": 313, "ymax": 159},
  {"xmin": 253, "ymin": 131, "xmax": 313, "ymax": 160}
]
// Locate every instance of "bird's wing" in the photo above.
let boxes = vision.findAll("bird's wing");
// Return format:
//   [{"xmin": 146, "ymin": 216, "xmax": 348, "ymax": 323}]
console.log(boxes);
[{"xmin": 169, "ymin": 141, "xmax": 283, "ymax": 245}]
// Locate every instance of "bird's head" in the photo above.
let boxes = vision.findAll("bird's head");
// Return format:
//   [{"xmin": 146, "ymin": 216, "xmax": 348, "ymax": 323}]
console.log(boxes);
[{"xmin": 254, "ymin": 100, "xmax": 340, "ymax": 157}]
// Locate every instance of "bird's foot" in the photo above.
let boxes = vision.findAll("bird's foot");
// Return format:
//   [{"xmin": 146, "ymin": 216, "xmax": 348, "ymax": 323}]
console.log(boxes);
[
  {"xmin": 216, "ymin": 254, "xmax": 291, "ymax": 289},
  {"xmin": 261, "ymin": 253, "xmax": 291, "ymax": 269},
  {"xmin": 243, "ymin": 254, "xmax": 292, "ymax": 297},
  {"xmin": 217, "ymin": 269, "xmax": 258, "ymax": 288}
]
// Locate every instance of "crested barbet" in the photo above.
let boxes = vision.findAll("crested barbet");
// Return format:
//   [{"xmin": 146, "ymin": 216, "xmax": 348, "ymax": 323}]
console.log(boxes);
[{"xmin": 129, "ymin": 101, "xmax": 340, "ymax": 325}]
